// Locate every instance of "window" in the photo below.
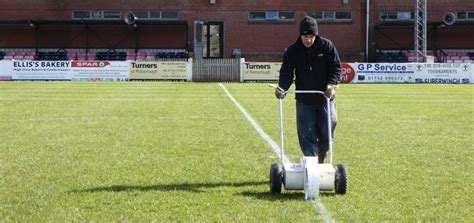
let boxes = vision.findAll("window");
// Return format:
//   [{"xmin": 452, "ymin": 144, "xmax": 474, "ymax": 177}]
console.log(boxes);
[
  {"xmin": 457, "ymin": 11, "xmax": 474, "ymax": 20},
  {"xmin": 323, "ymin": 11, "xmax": 335, "ymax": 20},
  {"xmin": 73, "ymin": 11, "xmax": 90, "ymax": 19},
  {"xmin": 307, "ymin": 12, "xmax": 323, "ymax": 20},
  {"xmin": 249, "ymin": 12, "xmax": 266, "ymax": 20},
  {"xmin": 133, "ymin": 11, "xmax": 149, "ymax": 19},
  {"xmin": 279, "ymin": 12, "xmax": 295, "ymax": 20},
  {"xmin": 336, "ymin": 11, "xmax": 352, "ymax": 20},
  {"xmin": 103, "ymin": 11, "xmax": 120, "ymax": 19},
  {"xmin": 72, "ymin": 10, "xmax": 120, "ymax": 20},
  {"xmin": 133, "ymin": 11, "xmax": 177, "ymax": 20},
  {"xmin": 149, "ymin": 11, "xmax": 161, "ymax": 19},
  {"xmin": 266, "ymin": 11, "xmax": 278, "ymax": 20},
  {"xmin": 380, "ymin": 11, "xmax": 414, "ymax": 21},
  {"xmin": 306, "ymin": 11, "xmax": 352, "ymax": 22},
  {"xmin": 249, "ymin": 11, "xmax": 295, "ymax": 22},
  {"xmin": 388, "ymin": 12, "xmax": 398, "ymax": 20},
  {"xmin": 397, "ymin": 11, "xmax": 411, "ymax": 20},
  {"xmin": 74, "ymin": 10, "xmax": 178, "ymax": 21},
  {"xmin": 380, "ymin": 12, "xmax": 397, "ymax": 20},
  {"xmin": 91, "ymin": 11, "xmax": 103, "ymax": 19},
  {"xmin": 162, "ymin": 11, "xmax": 178, "ymax": 20},
  {"xmin": 131, "ymin": 11, "xmax": 165, "ymax": 20}
]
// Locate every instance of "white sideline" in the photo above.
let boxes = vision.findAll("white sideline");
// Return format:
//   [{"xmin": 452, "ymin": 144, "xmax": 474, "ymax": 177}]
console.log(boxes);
[
  {"xmin": 218, "ymin": 83, "xmax": 334, "ymax": 223},
  {"xmin": 218, "ymin": 83, "xmax": 288, "ymax": 163}
]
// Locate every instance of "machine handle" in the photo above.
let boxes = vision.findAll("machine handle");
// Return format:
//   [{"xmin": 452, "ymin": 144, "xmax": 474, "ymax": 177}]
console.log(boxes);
[{"xmin": 269, "ymin": 84, "xmax": 328, "ymax": 98}]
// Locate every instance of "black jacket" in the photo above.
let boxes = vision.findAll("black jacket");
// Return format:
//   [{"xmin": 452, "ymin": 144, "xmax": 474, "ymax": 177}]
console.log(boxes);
[{"xmin": 279, "ymin": 35, "xmax": 342, "ymax": 106}]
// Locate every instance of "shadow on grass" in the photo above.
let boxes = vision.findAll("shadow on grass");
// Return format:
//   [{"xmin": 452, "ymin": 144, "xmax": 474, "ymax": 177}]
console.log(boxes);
[
  {"xmin": 239, "ymin": 190, "xmax": 336, "ymax": 201},
  {"xmin": 72, "ymin": 181, "xmax": 267, "ymax": 193},
  {"xmin": 72, "ymin": 180, "xmax": 337, "ymax": 201}
]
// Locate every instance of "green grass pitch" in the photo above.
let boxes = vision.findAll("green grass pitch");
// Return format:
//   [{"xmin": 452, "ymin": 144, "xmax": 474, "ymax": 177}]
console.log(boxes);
[{"xmin": 1, "ymin": 82, "xmax": 472, "ymax": 222}]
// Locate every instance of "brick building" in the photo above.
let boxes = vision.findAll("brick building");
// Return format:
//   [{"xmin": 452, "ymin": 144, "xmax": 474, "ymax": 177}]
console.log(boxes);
[{"xmin": 0, "ymin": 0, "xmax": 472, "ymax": 62}]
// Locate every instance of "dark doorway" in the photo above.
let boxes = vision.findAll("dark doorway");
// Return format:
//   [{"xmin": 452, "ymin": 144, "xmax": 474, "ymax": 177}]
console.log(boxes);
[{"xmin": 202, "ymin": 21, "xmax": 223, "ymax": 58}]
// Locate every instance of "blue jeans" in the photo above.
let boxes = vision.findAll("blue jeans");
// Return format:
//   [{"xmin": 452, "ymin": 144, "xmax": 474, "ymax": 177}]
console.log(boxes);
[{"xmin": 296, "ymin": 99, "xmax": 337, "ymax": 162}]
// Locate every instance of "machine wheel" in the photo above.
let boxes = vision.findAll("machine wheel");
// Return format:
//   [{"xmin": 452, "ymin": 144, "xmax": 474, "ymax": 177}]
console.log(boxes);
[
  {"xmin": 335, "ymin": 163, "xmax": 348, "ymax": 194},
  {"xmin": 270, "ymin": 163, "xmax": 283, "ymax": 194}
]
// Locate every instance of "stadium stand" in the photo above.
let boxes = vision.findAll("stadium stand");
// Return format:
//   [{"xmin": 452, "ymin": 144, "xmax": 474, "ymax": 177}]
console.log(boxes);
[
  {"xmin": 86, "ymin": 52, "xmax": 96, "ymax": 61},
  {"xmin": 376, "ymin": 49, "xmax": 474, "ymax": 63},
  {"xmin": 125, "ymin": 51, "xmax": 136, "ymax": 61},
  {"xmin": 440, "ymin": 49, "xmax": 474, "ymax": 63},
  {"xmin": 376, "ymin": 50, "xmax": 408, "ymax": 62},
  {"xmin": 0, "ymin": 48, "xmax": 189, "ymax": 61},
  {"xmin": 145, "ymin": 52, "xmax": 157, "ymax": 61},
  {"xmin": 95, "ymin": 50, "xmax": 127, "ymax": 61},
  {"xmin": 135, "ymin": 51, "xmax": 147, "ymax": 61},
  {"xmin": 124, "ymin": 49, "xmax": 188, "ymax": 61},
  {"xmin": 67, "ymin": 52, "xmax": 77, "ymax": 60},
  {"xmin": 35, "ymin": 49, "xmax": 67, "ymax": 60},
  {"xmin": 156, "ymin": 49, "xmax": 188, "ymax": 59}
]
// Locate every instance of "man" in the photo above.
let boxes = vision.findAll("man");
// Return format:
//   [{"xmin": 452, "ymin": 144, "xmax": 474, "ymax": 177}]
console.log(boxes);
[{"xmin": 276, "ymin": 16, "xmax": 342, "ymax": 163}]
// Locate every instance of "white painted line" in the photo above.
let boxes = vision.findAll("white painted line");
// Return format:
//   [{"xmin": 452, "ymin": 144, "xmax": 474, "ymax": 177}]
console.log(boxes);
[
  {"xmin": 218, "ymin": 83, "xmax": 288, "ymax": 163},
  {"xmin": 312, "ymin": 200, "xmax": 335, "ymax": 223},
  {"xmin": 218, "ymin": 83, "xmax": 334, "ymax": 223}
]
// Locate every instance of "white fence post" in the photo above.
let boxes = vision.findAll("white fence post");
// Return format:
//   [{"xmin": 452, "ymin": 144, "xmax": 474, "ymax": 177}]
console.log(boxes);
[
  {"xmin": 187, "ymin": 58, "xmax": 193, "ymax": 81},
  {"xmin": 239, "ymin": 58, "xmax": 245, "ymax": 82}
]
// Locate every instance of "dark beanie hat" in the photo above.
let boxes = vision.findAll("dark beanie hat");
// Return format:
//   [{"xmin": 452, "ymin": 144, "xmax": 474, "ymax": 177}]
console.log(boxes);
[{"xmin": 299, "ymin": 16, "xmax": 318, "ymax": 36}]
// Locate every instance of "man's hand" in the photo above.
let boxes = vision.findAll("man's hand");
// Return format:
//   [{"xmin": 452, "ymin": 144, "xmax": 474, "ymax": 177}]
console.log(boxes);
[
  {"xmin": 325, "ymin": 84, "xmax": 338, "ymax": 98},
  {"xmin": 275, "ymin": 88, "xmax": 286, "ymax": 99},
  {"xmin": 270, "ymin": 84, "xmax": 286, "ymax": 99}
]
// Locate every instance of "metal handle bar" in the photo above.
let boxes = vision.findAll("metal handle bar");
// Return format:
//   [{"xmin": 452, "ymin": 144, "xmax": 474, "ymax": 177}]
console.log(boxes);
[{"xmin": 285, "ymin": 90, "xmax": 326, "ymax": 95}]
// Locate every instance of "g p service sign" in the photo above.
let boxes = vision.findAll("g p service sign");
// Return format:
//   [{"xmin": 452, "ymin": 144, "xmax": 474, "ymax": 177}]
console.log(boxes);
[{"xmin": 352, "ymin": 63, "xmax": 414, "ymax": 83}]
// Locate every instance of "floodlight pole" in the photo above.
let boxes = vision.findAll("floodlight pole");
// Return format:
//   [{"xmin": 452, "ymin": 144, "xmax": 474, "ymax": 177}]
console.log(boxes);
[
  {"xmin": 365, "ymin": 0, "xmax": 370, "ymax": 62},
  {"xmin": 414, "ymin": 0, "xmax": 427, "ymax": 62}
]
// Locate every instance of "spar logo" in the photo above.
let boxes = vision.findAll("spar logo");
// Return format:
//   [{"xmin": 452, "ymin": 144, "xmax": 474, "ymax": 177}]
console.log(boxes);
[
  {"xmin": 341, "ymin": 63, "xmax": 355, "ymax": 83},
  {"xmin": 72, "ymin": 61, "xmax": 110, "ymax": 68}
]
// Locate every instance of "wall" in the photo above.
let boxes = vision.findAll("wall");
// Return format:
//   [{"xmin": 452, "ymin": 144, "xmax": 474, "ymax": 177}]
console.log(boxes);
[{"xmin": 0, "ymin": 0, "xmax": 472, "ymax": 61}]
